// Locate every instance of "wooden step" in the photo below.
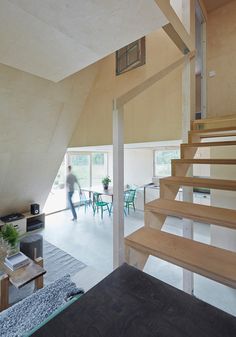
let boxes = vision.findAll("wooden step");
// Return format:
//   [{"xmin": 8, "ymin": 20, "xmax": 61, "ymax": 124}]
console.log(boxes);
[
  {"xmin": 191, "ymin": 114, "xmax": 236, "ymax": 130},
  {"xmin": 145, "ymin": 198, "xmax": 236, "ymax": 230},
  {"xmin": 171, "ymin": 159, "xmax": 236, "ymax": 176},
  {"xmin": 172, "ymin": 159, "xmax": 236, "ymax": 165},
  {"xmin": 182, "ymin": 140, "xmax": 236, "ymax": 148},
  {"xmin": 189, "ymin": 128, "xmax": 236, "ymax": 142},
  {"xmin": 191, "ymin": 126, "xmax": 236, "ymax": 134},
  {"xmin": 125, "ymin": 227, "xmax": 236, "ymax": 288},
  {"xmin": 160, "ymin": 176, "xmax": 236, "ymax": 191},
  {"xmin": 181, "ymin": 141, "xmax": 236, "ymax": 158}
]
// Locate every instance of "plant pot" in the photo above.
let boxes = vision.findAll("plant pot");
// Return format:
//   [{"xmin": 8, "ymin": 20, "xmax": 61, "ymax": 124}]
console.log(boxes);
[
  {"xmin": 0, "ymin": 239, "xmax": 9, "ymax": 263},
  {"xmin": 103, "ymin": 184, "xmax": 109, "ymax": 190},
  {"xmin": 7, "ymin": 242, "xmax": 20, "ymax": 257}
]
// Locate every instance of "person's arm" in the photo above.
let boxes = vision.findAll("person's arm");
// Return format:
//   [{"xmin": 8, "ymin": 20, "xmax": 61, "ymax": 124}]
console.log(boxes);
[
  {"xmin": 75, "ymin": 175, "xmax": 82, "ymax": 194},
  {"xmin": 78, "ymin": 181, "xmax": 82, "ymax": 194}
]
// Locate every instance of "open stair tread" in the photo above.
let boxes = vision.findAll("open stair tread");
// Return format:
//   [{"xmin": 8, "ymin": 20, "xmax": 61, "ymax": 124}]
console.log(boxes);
[
  {"xmin": 125, "ymin": 227, "xmax": 236, "ymax": 288},
  {"xmin": 191, "ymin": 114, "xmax": 236, "ymax": 125},
  {"xmin": 145, "ymin": 198, "xmax": 236, "ymax": 229},
  {"xmin": 190, "ymin": 126, "xmax": 236, "ymax": 134},
  {"xmin": 197, "ymin": 133, "xmax": 236, "ymax": 139},
  {"xmin": 161, "ymin": 176, "xmax": 236, "ymax": 191},
  {"xmin": 181, "ymin": 140, "xmax": 236, "ymax": 147},
  {"xmin": 172, "ymin": 159, "xmax": 236, "ymax": 165}
]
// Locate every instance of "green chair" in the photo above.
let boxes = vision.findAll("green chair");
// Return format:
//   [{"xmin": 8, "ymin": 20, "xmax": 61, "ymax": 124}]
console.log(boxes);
[
  {"xmin": 93, "ymin": 192, "xmax": 111, "ymax": 219},
  {"xmin": 124, "ymin": 189, "xmax": 136, "ymax": 215},
  {"xmin": 79, "ymin": 191, "xmax": 92, "ymax": 213}
]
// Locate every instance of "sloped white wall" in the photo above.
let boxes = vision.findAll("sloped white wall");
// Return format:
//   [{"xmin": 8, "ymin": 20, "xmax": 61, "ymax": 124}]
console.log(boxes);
[{"xmin": 0, "ymin": 62, "xmax": 98, "ymax": 215}]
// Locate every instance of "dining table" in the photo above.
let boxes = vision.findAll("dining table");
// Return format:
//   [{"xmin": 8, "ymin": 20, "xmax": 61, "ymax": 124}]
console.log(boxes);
[{"xmin": 81, "ymin": 185, "xmax": 114, "ymax": 202}]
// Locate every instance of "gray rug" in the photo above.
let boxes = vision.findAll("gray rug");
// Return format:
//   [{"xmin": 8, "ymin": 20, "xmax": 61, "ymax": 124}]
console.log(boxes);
[
  {"xmin": 9, "ymin": 240, "xmax": 86, "ymax": 304},
  {"xmin": 0, "ymin": 274, "xmax": 83, "ymax": 337}
]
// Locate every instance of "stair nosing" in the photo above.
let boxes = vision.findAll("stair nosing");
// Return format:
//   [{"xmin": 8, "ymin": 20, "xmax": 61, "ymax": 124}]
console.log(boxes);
[
  {"xmin": 172, "ymin": 159, "xmax": 236, "ymax": 164},
  {"xmin": 125, "ymin": 227, "xmax": 236, "ymax": 288},
  {"xmin": 181, "ymin": 140, "xmax": 236, "ymax": 147},
  {"xmin": 189, "ymin": 126, "xmax": 236, "ymax": 134},
  {"xmin": 160, "ymin": 176, "xmax": 236, "ymax": 191},
  {"xmin": 145, "ymin": 199, "xmax": 236, "ymax": 229}
]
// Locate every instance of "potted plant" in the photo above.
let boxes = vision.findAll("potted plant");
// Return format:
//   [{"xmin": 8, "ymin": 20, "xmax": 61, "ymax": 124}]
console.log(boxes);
[
  {"xmin": 102, "ymin": 176, "xmax": 111, "ymax": 190},
  {"xmin": 0, "ymin": 224, "xmax": 20, "ymax": 256},
  {"xmin": 0, "ymin": 237, "xmax": 10, "ymax": 262}
]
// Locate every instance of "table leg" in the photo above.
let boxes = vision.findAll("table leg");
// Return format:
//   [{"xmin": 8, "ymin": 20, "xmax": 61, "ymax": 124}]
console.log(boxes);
[
  {"xmin": 0, "ymin": 274, "xmax": 9, "ymax": 312},
  {"xmin": 34, "ymin": 257, "xmax": 44, "ymax": 289}
]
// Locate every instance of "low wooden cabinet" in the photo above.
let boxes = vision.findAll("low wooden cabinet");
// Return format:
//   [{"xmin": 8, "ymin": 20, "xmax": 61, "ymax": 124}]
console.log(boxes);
[
  {"xmin": 23, "ymin": 212, "xmax": 45, "ymax": 232},
  {"xmin": 0, "ymin": 213, "xmax": 45, "ymax": 235},
  {"xmin": 0, "ymin": 218, "xmax": 26, "ymax": 236}
]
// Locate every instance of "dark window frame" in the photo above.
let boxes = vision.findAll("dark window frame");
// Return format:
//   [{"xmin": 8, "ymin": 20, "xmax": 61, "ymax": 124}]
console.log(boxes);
[{"xmin": 116, "ymin": 37, "xmax": 146, "ymax": 75}]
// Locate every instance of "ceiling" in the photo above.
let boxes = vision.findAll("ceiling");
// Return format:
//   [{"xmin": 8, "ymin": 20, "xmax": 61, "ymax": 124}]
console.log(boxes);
[
  {"xmin": 203, "ymin": 0, "xmax": 234, "ymax": 12},
  {"xmin": 0, "ymin": 0, "xmax": 168, "ymax": 82}
]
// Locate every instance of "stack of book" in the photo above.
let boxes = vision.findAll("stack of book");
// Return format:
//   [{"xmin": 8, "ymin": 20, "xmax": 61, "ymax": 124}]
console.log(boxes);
[{"xmin": 4, "ymin": 252, "xmax": 30, "ymax": 271}]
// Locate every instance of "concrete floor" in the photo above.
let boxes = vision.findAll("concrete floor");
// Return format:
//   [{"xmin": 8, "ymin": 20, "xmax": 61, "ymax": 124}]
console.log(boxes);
[{"xmin": 40, "ymin": 205, "xmax": 236, "ymax": 316}]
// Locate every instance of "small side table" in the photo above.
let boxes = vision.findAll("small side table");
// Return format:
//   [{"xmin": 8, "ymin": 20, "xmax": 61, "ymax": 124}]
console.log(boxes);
[{"xmin": 0, "ymin": 257, "xmax": 46, "ymax": 312}]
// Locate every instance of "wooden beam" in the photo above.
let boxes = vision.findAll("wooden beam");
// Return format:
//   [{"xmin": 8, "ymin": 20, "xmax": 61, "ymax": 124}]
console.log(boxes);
[
  {"xmin": 155, "ymin": 0, "xmax": 194, "ymax": 52},
  {"xmin": 116, "ymin": 56, "xmax": 185, "ymax": 108},
  {"xmin": 197, "ymin": 0, "xmax": 208, "ymax": 23},
  {"xmin": 125, "ymin": 246, "xmax": 148, "ymax": 270},
  {"xmin": 163, "ymin": 23, "xmax": 189, "ymax": 54},
  {"xmin": 0, "ymin": 274, "xmax": 9, "ymax": 312},
  {"xmin": 35, "ymin": 257, "xmax": 44, "ymax": 289},
  {"xmin": 144, "ymin": 210, "xmax": 166, "ymax": 230}
]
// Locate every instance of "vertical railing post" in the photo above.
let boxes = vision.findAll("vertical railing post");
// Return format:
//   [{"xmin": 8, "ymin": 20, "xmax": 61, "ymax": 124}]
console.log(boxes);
[
  {"xmin": 182, "ymin": 0, "xmax": 195, "ymax": 295},
  {"xmin": 112, "ymin": 99, "xmax": 125, "ymax": 268}
]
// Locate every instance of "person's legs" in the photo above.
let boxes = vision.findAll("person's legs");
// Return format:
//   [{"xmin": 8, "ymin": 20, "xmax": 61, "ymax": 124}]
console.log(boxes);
[{"xmin": 68, "ymin": 191, "xmax": 77, "ymax": 220}]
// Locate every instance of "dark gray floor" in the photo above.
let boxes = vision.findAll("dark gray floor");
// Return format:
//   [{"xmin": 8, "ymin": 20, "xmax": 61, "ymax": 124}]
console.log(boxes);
[
  {"xmin": 31, "ymin": 264, "xmax": 236, "ymax": 337},
  {"xmin": 40, "ymin": 206, "xmax": 236, "ymax": 316}
]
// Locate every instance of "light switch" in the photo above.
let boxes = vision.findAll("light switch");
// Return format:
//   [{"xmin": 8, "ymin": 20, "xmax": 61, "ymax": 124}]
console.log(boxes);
[{"xmin": 209, "ymin": 70, "xmax": 216, "ymax": 77}]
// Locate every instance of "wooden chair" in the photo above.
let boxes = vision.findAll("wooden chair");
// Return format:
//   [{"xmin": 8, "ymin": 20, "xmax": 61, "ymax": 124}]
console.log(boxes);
[
  {"xmin": 92, "ymin": 193, "xmax": 111, "ymax": 219},
  {"xmin": 78, "ymin": 191, "xmax": 92, "ymax": 213},
  {"xmin": 124, "ymin": 189, "xmax": 136, "ymax": 215}
]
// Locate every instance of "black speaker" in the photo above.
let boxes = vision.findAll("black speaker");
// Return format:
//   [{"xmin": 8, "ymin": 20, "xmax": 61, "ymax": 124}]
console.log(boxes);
[{"xmin": 30, "ymin": 203, "xmax": 40, "ymax": 215}]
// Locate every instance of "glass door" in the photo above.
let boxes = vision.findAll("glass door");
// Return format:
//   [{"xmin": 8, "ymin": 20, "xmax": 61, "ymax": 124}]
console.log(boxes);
[
  {"xmin": 68, "ymin": 152, "xmax": 91, "ymax": 203},
  {"xmin": 92, "ymin": 153, "xmax": 108, "ymax": 186},
  {"xmin": 43, "ymin": 155, "xmax": 67, "ymax": 214}
]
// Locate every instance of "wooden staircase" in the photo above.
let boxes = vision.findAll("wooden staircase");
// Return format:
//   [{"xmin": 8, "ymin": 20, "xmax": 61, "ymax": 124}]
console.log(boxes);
[{"xmin": 125, "ymin": 114, "xmax": 236, "ymax": 289}]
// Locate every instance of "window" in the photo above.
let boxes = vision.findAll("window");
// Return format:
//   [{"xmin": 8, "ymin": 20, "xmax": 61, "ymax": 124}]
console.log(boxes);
[
  {"xmin": 44, "ymin": 151, "xmax": 109, "ymax": 214},
  {"xmin": 69, "ymin": 153, "xmax": 90, "ymax": 188},
  {"xmin": 116, "ymin": 37, "xmax": 145, "ymax": 75},
  {"xmin": 43, "ymin": 155, "xmax": 68, "ymax": 214},
  {"xmin": 154, "ymin": 148, "xmax": 180, "ymax": 177},
  {"xmin": 92, "ymin": 153, "xmax": 108, "ymax": 186}
]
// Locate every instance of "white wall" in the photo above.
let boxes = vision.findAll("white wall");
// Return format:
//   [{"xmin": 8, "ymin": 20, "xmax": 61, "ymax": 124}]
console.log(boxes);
[
  {"xmin": 108, "ymin": 148, "xmax": 153, "ymax": 186},
  {"xmin": 107, "ymin": 148, "xmax": 153, "ymax": 210},
  {"xmin": 0, "ymin": 62, "xmax": 98, "ymax": 215}
]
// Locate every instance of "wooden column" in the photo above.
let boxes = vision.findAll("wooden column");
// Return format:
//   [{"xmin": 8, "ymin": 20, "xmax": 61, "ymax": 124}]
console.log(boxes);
[
  {"xmin": 113, "ymin": 99, "xmax": 125, "ymax": 268},
  {"xmin": 201, "ymin": 21, "xmax": 207, "ymax": 118},
  {"xmin": 0, "ymin": 274, "xmax": 9, "ymax": 311},
  {"xmin": 182, "ymin": 0, "xmax": 195, "ymax": 295},
  {"xmin": 35, "ymin": 257, "xmax": 44, "ymax": 289}
]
